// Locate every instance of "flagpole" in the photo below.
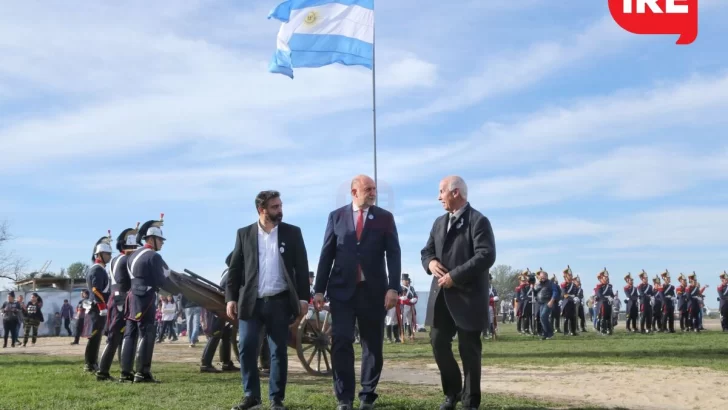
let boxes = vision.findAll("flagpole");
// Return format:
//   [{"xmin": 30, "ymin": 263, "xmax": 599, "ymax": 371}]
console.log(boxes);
[{"xmin": 372, "ymin": 20, "xmax": 378, "ymax": 204}]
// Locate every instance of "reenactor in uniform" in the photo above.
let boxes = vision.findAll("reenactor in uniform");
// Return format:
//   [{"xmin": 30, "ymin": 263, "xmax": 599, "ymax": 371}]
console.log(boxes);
[
  {"xmin": 514, "ymin": 273, "xmax": 528, "ymax": 333},
  {"xmin": 651, "ymin": 275, "xmax": 663, "ymax": 332},
  {"xmin": 200, "ymin": 252, "xmax": 239, "ymax": 373},
  {"xmin": 398, "ymin": 273, "xmax": 418, "ymax": 340},
  {"xmin": 84, "ymin": 232, "xmax": 113, "ymax": 373},
  {"xmin": 676, "ymin": 273, "xmax": 689, "ymax": 331},
  {"xmin": 97, "ymin": 224, "xmax": 139, "ymax": 381},
  {"xmin": 549, "ymin": 275, "xmax": 561, "ymax": 334},
  {"xmin": 573, "ymin": 275, "xmax": 587, "ymax": 332},
  {"xmin": 637, "ymin": 270, "xmax": 655, "ymax": 334},
  {"xmin": 686, "ymin": 272, "xmax": 707, "ymax": 333},
  {"xmin": 119, "ymin": 214, "xmax": 168, "ymax": 383},
  {"xmin": 623, "ymin": 273, "xmax": 639, "ymax": 333},
  {"xmin": 519, "ymin": 270, "xmax": 535, "ymax": 335},
  {"xmin": 484, "ymin": 274, "xmax": 499, "ymax": 339},
  {"xmin": 595, "ymin": 268, "xmax": 615, "ymax": 336},
  {"xmin": 660, "ymin": 270, "xmax": 676, "ymax": 333},
  {"xmin": 718, "ymin": 271, "xmax": 728, "ymax": 332},
  {"xmin": 560, "ymin": 266, "xmax": 578, "ymax": 336}
]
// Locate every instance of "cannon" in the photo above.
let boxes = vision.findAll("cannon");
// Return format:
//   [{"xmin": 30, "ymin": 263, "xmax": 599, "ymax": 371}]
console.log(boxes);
[{"xmin": 165, "ymin": 269, "xmax": 333, "ymax": 377}]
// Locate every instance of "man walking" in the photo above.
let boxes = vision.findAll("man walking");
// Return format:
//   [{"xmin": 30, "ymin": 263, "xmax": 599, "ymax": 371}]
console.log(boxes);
[
  {"xmin": 420, "ymin": 176, "xmax": 496, "ymax": 410},
  {"xmin": 313, "ymin": 175, "xmax": 401, "ymax": 410},
  {"xmin": 226, "ymin": 190, "xmax": 310, "ymax": 410},
  {"xmin": 534, "ymin": 269, "xmax": 558, "ymax": 340},
  {"xmin": 61, "ymin": 299, "xmax": 73, "ymax": 336}
]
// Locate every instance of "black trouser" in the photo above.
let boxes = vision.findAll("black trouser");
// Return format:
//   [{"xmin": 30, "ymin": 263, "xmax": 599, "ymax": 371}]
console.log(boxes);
[
  {"xmin": 578, "ymin": 305, "xmax": 587, "ymax": 330},
  {"xmin": 120, "ymin": 298, "xmax": 157, "ymax": 379},
  {"xmin": 652, "ymin": 302, "xmax": 663, "ymax": 331},
  {"xmin": 662, "ymin": 303, "xmax": 675, "ymax": 332},
  {"xmin": 158, "ymin": 320, "xmax": 176, "ymax": 341},
  {"xmin": 98, "ymin": 303, "xmax": 127, "ymax": 375},
  {"xmin": 626, "ymin": 304, "xmax": 638, "ymax": 331},
  {"xmin": 688, "ymin": 300, "xmax": 700, "ymax": 330},
  {"xmin": 720, "ymin": 302, "xmax": 728, "ymax": 330},
  {"xmin": 430, "ymin": 292, "xmax": 482, "ymax": 408},
  {"xmin": 520, "ymin": 303, "xmax": 533, "ymax": 333},
  {"xmin": 201, "ymin": 317, "xmax": 236, "ymax": 367},
  {"xmin": 599, "ymin": 303, "xmax": 613, "ymax": 334},
  {"xmin": 64, "ymin": 318, "xmax": 72, "ymax": 336},
  {"xmin": 551, "ymin": 304, "xmax": 561, "ymax": 332},
  {"xmin": 385, "ymin": 325, "xmax": 400, "ymax": 342},
  {"xmin": 74, "ymin": 317, "xmax": 85, "ymax": 343},
  {"xmin": 562, "ymin": 302, "xmax": 576, "ymax": 334},
  {"xmin": 640, "ymin": 303, "xmax": 653, "ymax": 332},
  {"xmin": 3, "ymin": 319, "xmax": 19, "ymax": 346},
  {"xmin": 85, "ymin": 308, "xmax": 105, "ymax": 368},
  {"xmin": 679, "ymin": 307, "xmax": 689, "ymax": 330},
  {"xmin": 501, "ymin": 312, "xmax": 507, "ymax": 324}
]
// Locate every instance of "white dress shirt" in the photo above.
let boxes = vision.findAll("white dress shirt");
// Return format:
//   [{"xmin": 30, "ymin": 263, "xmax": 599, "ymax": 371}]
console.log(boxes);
[
  {"xmin": 257, "ymin": 222, "xmax": 288, "ymax": 298},
  {"xmin": 352, "ymin": 203, "xmax": 369, "ymax": 281},
  {"xmin": 447, "ymin": 202, "xmax": 469, "ymax": 231}
]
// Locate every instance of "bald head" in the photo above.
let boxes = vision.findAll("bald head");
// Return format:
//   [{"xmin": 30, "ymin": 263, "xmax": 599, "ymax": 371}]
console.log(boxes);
[
  {"xmin": 351, "ymin": 174, "xmax": 376, "ymax": 208},
  {"xmin": 438, "ymin": 175, "xmax": 468, "ymax": 212}
]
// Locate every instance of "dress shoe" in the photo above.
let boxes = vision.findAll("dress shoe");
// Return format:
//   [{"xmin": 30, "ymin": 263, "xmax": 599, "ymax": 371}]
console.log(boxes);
[
  {"xmin": 359, "ymin": 400, "xmax": 374, "ymax": 410},
  {"xmin": 200, "ymin": 365, "xmax": 221, "ymax": 373},
  {"xmin": 231, "ymin": 396, "xmax": 262, "ymax": 410},
  {"xmin": 336, "ymin": 401, "xmax": 353, "ymax": 410},
  {"xmin": 270, "ymin": 399, "xmax": 287, "ymax": 410},
  {"xmin": 222, "ymin": 362, "xmax": 240, "ymax": 372},
  {"xmin": 439, "ymin": 395, "xmax": 460, "ymax": 410},
  {"xmin": 133, "ymin": 372, "xmax": 160, "ymax": 383}
]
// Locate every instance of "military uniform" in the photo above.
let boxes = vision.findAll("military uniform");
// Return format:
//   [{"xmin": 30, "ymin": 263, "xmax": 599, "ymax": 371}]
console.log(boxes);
[
  {"xmin": 84, "ymin": 233, "xmax": 113, "ymax": 373},
  {"xmin": 573, "ymin": 276, "xmax": 587, "ymax": 332},
  {"xmin": 97, "ymin": 225, "xmax": 138, "ymax": 381},
  {"xmin": 399, "ymin": 273, "xmax": 418, "ymax": 340},
  {"xmin": 637, "ymin": 270, "xmax": 655, "ymax": 334},
  {"xmin": 718, "ymin": 271, "xmax": 728, "ymax": 332},
  {"xmin": 560, "ymin": 266, "xmax": 578, "ymax": 336},
  {"xmin": 519, "ymin": 271, "xmax": 536, "ymax": 335},
  {"xmin": 485, "ymin": 274, "xmax": 498, "ymax": 338},
  {"xmin": 652, "ymin": 276, "xmax": 664, "ymax": 332},
  {"xmin": 685, "ymin": 272, "xmax": 705, "ymax": 333},
  {"xmin": 623, "ymin": 273, "xmax": 639, "ymax": 333},
  {"xmin": 595, "ymin": 268, "xmax": 615, "ymax": 335},
  {"xmin": 514, "ymin": 276, "xmax": 527, "ymax": 333},
  {"xmin": 119, "ymin": 215, "xmax": 169, "ymax": 383},
  {"xmin": 676, "ymin": 274, "xmax": 689, "ymax": 331},
  {"xmin": 659, "ymin": 270, "xmax": 676, "ymax": 333}
]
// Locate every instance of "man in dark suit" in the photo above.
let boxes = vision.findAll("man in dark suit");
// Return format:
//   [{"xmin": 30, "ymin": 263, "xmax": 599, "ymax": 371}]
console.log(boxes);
[
  {"xmin": 313, "ymin": 174, "xmax": 401, "ymax": 410},
  {"xmin": 420, "ymin": 176, "xmax": 496, "ymax": 410},
  {"xmin": 225, "ymin": 190, "xmax": 310, "ymax": 410}
]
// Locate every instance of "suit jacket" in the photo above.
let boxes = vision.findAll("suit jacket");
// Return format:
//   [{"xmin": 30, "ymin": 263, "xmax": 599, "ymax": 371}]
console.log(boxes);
[
  {"xmin": 421, "ymin": 204, "xmax": 496, "ymax": 331},
  {"xmin": 225, "ymin": 221, "xmax": 310, "ymax": 323},
  {"xmin": 315, "ymin": 204, "xmax": 402, "ymax": 302}
]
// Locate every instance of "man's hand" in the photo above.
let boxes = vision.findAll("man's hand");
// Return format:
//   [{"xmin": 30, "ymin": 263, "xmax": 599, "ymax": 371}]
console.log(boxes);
[
  {"xmin": 385, "ymin": 290, "xmax": 398, "ymax": 310},
  {"xmin": 438, "ymin": 273, "xmax": 454, "ymax": 288},
  {"xmin": 313, "ymin": 293, "xmax": 326, "ymax": 311},
  {"xmin": 428, "ymin": 260, "xmax": 448, "ymax": 278},
  {"xmin": 548, "ymin": 300, "xmax": 554, "ymax": 308},
  {"xmin": 226, "ymin": 301, "xmax": 237, "ymax": 321}
]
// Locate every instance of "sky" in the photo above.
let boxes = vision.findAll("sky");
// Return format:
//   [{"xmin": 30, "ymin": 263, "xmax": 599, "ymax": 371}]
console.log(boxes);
[{"xmin": 1, "ymin": 1, "xmax": 727, "ymax": 307}]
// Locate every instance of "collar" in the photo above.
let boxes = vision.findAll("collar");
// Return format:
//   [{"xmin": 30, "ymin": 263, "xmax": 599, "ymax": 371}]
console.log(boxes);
[
  {"xmin": 258, "ymin": 220, "xmax": 278, "ymax": 234},
  {"xmin": 352, "ymin": 202, "xmax": 370, "ymax": 213},
  {"xmin": 449, "ymin": 202, "xmax": 469, "ymax": 219}
]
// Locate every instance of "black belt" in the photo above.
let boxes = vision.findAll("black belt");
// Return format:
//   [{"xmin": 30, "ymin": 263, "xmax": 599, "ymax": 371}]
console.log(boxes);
[{"xmin": 259, "ymin": 291, "xmax": 289, "ymax": 302}]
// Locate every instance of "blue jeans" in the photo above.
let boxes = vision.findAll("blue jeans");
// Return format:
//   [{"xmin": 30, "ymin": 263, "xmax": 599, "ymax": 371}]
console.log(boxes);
[
  {"xmin": 185, "ymin": 307, "xmax": 201, "ymax": 343},
  {"xmin": 238, "ymin": 295, "xmax": 291, "ymax": 401},
  {"xmin": 539, "ymin": 304, "xmax": 553, "ymax": 338}
]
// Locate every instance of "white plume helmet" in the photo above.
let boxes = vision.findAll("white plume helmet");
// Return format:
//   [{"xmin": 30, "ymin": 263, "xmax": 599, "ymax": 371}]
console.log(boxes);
[{"xmin": 92, "ymin": 230, "xmax": 113, "ymax": 261}]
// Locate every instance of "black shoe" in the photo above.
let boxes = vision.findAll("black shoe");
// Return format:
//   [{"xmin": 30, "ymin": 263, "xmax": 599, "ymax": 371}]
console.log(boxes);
[
  {"xmin": 359, "ymin": 400, "xmax": 374, "ymax": 410},
  {"xmin": 200, "ymin": 365, "xmax": 222, "ymax": 373},
  {"xmin": 336, "ymin": 401, "xmax": 353, "ymax": 410},
  {"xmin": 259, "ymin": 367, "xmax": 270, "ymax": 377},
  {"xmin": 270, "ymin": 399, "xmax": 287, "ymax": 410},
  {"xmin": 222, "ymin": 362, "xmax": 240, "ymax": 372},
  {"xmin": 133, "ymin": 372, "xmax": 160, "ymax": 383},
  {"xmin": 83, "ymin": 364, "xmax": 98, "ymax": 373},
  {"xmin": 119, "ymin": 372, "xmax": 135, "ymax": 383},
  {"xmin": 231, "ymin": 396, "xmax": 262, "ymax": 410},
  {"xmin": 96, "ymin": 372, "xmax": 112, "ymax": 381},
  {"xmin": 439, "ymin": 395, "xmax": 460, "ymax": 410}
]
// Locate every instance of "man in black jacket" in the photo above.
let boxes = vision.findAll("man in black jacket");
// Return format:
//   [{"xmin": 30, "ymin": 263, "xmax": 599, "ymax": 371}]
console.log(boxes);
[
  {"xmin": 421, "ymin": 176, "xmax": 496, "ymax": 410},
  {"xmin": 225, "ymin": 190, "xmax": 310, "ymax": 410}
]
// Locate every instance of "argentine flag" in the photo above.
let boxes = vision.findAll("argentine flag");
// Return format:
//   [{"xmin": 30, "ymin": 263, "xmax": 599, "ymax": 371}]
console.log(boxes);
[{"xmin": 268, "ymin": 0, "xmax": 374, "ymax": 78}]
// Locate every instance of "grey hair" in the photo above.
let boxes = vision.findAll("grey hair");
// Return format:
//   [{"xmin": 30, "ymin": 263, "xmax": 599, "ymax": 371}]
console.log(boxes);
[{"xmin": 448, "ymin": 176, "xmax": 468, "ymax": 200}]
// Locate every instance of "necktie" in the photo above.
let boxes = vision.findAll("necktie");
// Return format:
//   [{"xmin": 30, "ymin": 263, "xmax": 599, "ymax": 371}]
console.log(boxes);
[
  {"xmin": 448, "ymin": 214, "xmax": 457, "ymax": 232},
  {"xmin": 356, "ymin": 209, "xmax": 364, "ymax": 283}
]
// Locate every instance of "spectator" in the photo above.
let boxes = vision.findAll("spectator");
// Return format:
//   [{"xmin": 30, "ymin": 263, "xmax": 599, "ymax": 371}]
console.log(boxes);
[
  {"xmin": 180, "ymin": 293, "xmax": 201, "ymax": 347},
  {"xmin": 71, "ymin": 290, "xmax": 89, "ymax": 345},
  {"xmin": 158, "ymin": 295, "xmax": 178, "ymax": 342},
  {"xmin": 53, "ymin": 312, "xmax": 62, "ymax": 336},
  {"xmin": 2, "ymin": 291, "xmax": 22, "ymax": 348},
  {"xmin": 60, "ymin": 299, "xmax": 73, "ymax": 336}
]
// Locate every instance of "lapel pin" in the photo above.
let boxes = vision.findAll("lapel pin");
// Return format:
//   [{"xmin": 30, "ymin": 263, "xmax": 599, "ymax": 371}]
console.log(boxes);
[
  {"xmin": 281, "ymin": 242, "xmax": 286, "ymax": 246},
  {"xmin": 456, "ymin": 219, "xmax": 464, "ymax": 229},
  {"xmin": 279, "ymin": 247, "xmax": 285, "ymax": 254},
  {"xmin": 368, "ymin": 214, "xmax": 374, "ymax": 220}
]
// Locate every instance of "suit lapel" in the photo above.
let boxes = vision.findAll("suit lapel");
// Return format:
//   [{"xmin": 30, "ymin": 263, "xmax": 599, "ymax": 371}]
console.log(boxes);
[
  {"xmin": 444, "ymin": 205, "xmax": 470, "ymax": 246},
  {"xmin": 360, "ymin": 205, "xmax": 375, "ymax": 241},
  {"xmin": 250, "ymin": 223, "xmax": 259, "ymax": 277}
]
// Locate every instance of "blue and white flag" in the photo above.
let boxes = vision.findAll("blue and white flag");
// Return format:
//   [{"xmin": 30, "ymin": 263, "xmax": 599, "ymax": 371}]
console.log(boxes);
[{"xmin": 268, "ymin": 0, "xmax": 374, "ymax": 78}]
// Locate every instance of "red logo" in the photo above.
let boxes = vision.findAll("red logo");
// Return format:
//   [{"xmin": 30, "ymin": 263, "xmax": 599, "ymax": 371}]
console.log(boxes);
[{"xmin": 608, "ymin": 0, "xmax": 698, "ymax": 45}]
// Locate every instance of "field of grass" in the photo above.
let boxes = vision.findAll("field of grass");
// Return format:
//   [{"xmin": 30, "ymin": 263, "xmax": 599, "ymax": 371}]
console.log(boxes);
[
  {"xmin": 0, "ymin": 355, "xmax": 611, "ymax": 410},
  {"xmin": 380, "ymin": 323, "xmax": 728, "ymax": 372}
]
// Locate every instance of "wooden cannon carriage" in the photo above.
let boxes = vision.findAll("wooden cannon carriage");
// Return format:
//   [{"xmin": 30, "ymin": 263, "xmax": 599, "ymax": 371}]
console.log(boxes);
[{"xmin": 164, "ymin": 269, "xmax": 333, "ymax": 377}]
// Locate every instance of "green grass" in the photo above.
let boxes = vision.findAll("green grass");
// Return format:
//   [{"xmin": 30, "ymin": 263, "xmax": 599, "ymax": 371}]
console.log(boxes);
[
  {"xmin": 377, "ymin": 324, "xmax": 728, "ymax": 372},
  {"xmin": 0, "ymin": 355, "xmax": 610, "ymax": 410}
]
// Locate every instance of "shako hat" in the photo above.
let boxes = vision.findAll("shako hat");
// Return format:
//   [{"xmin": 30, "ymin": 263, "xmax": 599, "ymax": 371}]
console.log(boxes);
[
  {"xmin": 116, "ymin": 222, "xmax": 140, "ymax": 252},
  {"xmin": 661, "ymin": 269, "xmax": 670, "ymax": 280},
  {"xmin": 563, "ymin": 265, "xmax": 573, "ymax": 277},
  {"xmin": 638, "ymin": 269, "xmax": 648, "ymax": 279},
  {"xmin": 137, "ymin": 213, "xmax": 165, "ymax": 245},
  {"xmin": 402, "ymin": 273, "xmax": 410, "ymax": 281},
  {"xmin": 92, "ymin": 230, "xmax": 113, "ymax": 262},
  {"xmin": 624, "ymin": 272, "xmax": 633, "ymax": 282}
]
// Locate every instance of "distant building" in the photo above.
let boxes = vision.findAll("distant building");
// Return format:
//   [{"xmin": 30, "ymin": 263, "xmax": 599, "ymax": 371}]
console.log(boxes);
[{"xmin": 14, "ymin": 276, "xmax": 87, "ymax": 292}]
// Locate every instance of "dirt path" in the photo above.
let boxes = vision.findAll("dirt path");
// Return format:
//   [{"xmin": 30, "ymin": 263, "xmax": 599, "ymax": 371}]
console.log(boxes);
[{"xmin": 3, "ymin": 336, "xmax": 727, "ymax": 410}]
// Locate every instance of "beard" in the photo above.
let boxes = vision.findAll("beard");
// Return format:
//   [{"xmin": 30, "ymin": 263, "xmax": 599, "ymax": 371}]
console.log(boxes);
[{"xmin": 266, "ymin": 212, "xmax": 283, "ymax": 224}]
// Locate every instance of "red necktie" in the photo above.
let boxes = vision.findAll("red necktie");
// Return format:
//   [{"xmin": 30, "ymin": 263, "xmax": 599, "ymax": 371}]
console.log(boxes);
[{"xmin": 356, "ymin": 209, "xmax": 364, "ymax": 283}]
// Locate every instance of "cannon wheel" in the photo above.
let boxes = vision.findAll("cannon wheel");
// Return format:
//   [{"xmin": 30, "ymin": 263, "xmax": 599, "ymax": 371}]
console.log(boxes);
[{"xmin": 296, "ymin": 309, "xmax": 333, "ymax": 377}]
